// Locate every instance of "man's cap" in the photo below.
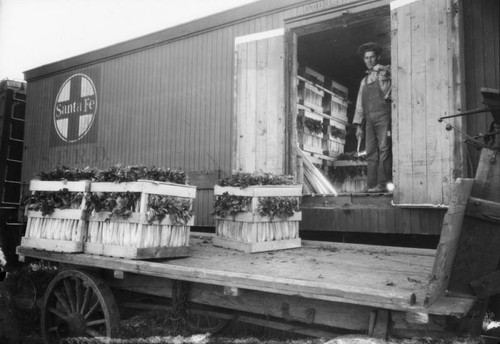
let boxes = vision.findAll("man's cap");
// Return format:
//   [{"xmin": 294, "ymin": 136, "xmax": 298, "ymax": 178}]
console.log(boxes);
[{"xmin": 357, "ymin": 42, "xmax": 382, "ymax": 56}]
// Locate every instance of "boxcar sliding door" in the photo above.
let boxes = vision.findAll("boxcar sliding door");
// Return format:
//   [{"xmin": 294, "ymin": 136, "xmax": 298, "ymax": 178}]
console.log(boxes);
[
  {"xmin": 233, "ymin": 28, "xmax": 286, "ymax": 175},
  {"xmin": 391, "ymin": 0, "xmax": 464, "ymax": 206}
]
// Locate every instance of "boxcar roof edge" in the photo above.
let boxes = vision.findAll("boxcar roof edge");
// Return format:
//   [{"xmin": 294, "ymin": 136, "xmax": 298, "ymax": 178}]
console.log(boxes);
[{"xmin": 24, "ymin": 0, "xmax": 311, "ymax": 81}]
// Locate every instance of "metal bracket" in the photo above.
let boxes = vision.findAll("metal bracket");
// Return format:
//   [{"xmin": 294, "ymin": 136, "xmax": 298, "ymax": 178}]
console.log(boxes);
[
  {"xmin": 281, "ymin": 302, "xmax": 315, "ymax": 324},
  {"xmin": 466, "ymin": 197, "xmax": 500, "ymax": 224},
  {"xmin": 223, "ymin": 286, "xmax": 239, "ymax": 296},
  {"xmin": 113, "ymin": 270, "xmax": 124, "ymax": 279}
]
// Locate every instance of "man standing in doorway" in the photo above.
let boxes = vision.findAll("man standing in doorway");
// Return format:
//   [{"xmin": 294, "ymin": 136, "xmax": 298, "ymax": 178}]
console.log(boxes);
[{"xmin": 353, "ymin": 42, "xmax": 392, "ymax": 193}]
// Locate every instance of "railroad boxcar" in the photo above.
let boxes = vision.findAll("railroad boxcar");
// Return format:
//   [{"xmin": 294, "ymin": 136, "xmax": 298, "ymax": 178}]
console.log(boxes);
[{"xmin": 21, "ymin": 0, "xmax": 499, "ymax": 235}]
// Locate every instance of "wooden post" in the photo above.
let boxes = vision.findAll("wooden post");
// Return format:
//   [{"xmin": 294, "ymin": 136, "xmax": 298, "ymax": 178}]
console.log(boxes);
[
  {"xmin": 446, "ymin": 147, "xmax": 500, "ymax": 335},
  {"xmin": 424, "ymin": 178, "xmax": 474, "ymax": 307}
]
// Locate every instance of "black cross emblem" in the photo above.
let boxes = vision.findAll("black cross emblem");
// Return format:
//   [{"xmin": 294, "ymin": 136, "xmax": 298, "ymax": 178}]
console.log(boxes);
[{"xmin": 55, "ymin": 75, "xmax": 96, "ymax": 142}]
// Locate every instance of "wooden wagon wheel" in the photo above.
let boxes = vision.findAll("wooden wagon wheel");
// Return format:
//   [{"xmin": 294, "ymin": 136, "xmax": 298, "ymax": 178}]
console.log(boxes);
[{"xmin": 41, "ymin": 269, "xmax": 120, "ymax": 344}]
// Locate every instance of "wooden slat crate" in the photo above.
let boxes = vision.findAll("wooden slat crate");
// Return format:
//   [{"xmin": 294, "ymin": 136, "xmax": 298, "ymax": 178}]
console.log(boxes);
[
  {"xmin": 85, "ymin": 180, "xmax": 196, "ymax": 259},
  {"xmin": 329, "ymin": 78, "xmax": 349, "ymax": 99},
  {"xmin": 325, "ymin": 138, "xmax": 346, "ymax": 157},
  {"xmin": 332, "ymin": 161, "xmax": 368, "ymax": 193},
  {"xmin": 327, "ymin": 95, "xmax": 348, "ymax": 122},
  {"xmin": 298, "ymin": 106, "xmax": 324, "ymax": 122},
  {"xmin": 297, "ymin": 107, "xmax": 326, "ymax": 155},
  {"xmin": 298, "ymin": 66, "xmax": 325, "ymax": 85},
  {"xmin": 213, "ymin": 185, "xmax": 302, "ymax": 253},
  {"xmin": 333, "ymin": 176, "xmax": 368, "ymax": 193},
  {"xmin": 297, "ymin": 79, "xmax": 324, "ymax": 112},
  {"xmin": 21, "ymin": 180, "xmax": 90, "ymax": 253},
  {"xmin": 328, "ymin": 118, "xmax": 347, "ymax": 132}
]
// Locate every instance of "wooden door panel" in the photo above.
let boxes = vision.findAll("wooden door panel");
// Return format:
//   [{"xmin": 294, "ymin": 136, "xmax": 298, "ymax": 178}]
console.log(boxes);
[{"xmin": 234, "ymin": 29, "xmax": 286, "ymax": 175}]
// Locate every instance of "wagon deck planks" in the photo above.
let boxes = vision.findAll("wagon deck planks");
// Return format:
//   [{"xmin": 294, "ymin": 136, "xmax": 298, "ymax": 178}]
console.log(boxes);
[{"xmin": 16, "ymin": 235, "xmax": 473, "ymax": 316}]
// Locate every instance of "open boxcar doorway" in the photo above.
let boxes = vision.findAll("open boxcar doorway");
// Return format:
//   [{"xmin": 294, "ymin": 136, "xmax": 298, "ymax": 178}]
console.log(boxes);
[
  {"xmin": 287, "ymin": 0, "xmax": 465, "ymax": 207},
  {"xmin": 288, "ymin": 5, "xmax": 392, "ymax": 194}
]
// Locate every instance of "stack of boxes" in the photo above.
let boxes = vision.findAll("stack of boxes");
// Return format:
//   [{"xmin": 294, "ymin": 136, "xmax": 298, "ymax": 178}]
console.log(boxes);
[{"xmin": 296, "ymin": 66, "xmax": 348, "ymax": 168}]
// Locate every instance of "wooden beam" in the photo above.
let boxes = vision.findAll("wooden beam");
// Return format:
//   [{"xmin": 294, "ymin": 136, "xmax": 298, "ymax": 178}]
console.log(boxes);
[
  {"xmin": 448, "ymin": 148, "xmax": 500, "ymax": 298},
  {"xmin": 186, "ymin": 170, "xmax": 220, "ymax": 190},
  {"xmin": 424, "ymin": 178, "xmax": 474, "ymax": 307},
  {"xmin": 425, "ymin": 294, "xmax": 476, "ymax": 317},
  {"xmin": 235, "ymin": 314, "xmax": 343, "ymax": 338},
  {"xmin": 108, "ymin": 274, "xmax": 373, "ymax": 331},
  {"xmin": 371, "ymin": 309, "xmax": 390, "ymax": 339},
  {"xmin": 465, "ymin": 197, "xmax": 500, "ymax": 224}
]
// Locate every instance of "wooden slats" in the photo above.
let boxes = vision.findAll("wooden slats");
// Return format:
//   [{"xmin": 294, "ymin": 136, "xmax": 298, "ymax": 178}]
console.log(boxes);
[
  {"xmin": 234, "ymin": 29, "xmax": 286, "ymax": 175},
  {"xmin": 392, "ymin": 0, "xmax": 463, "ymax": 206},
  {"xmin": 214, "ymin": 184, "xmax": 302, "ymax": 252},
  {"xmin": 392, "ymin": 1, "xmax": 411, "ymax": 204},
  {"xmin": 214, "ymin": 184, "xmax": 302, "ymax": 197},
  {"xmin": 214, "ymin": 212, "xmax": 301, "ymax": 223},
  {"xmin": 29, "ymin": 180, "xmax": 90, "ymax": 192},
  {"xmin": 17, "ymin": 236, "xmax": 441, "ymax": 313},
  {"xmin": 90, "ymin": 180, "xmax": 196, "ymax": 198},
  {"xmin": 425, "ymin": 0, "xmax": 445, "ymax": 203},
  {"xmin": 20, "ymin": 237, "xmax": 83, "ymax": 253},
  {"xmin": 87, "ymin": 211, "xmax": 195, "ymax": 226},
  {"xmin": 85, "ymin": 180, "xmax": 195, "ymax": 259},
  {"xmin": 300, "ymin": 203, "xmax": 446, "ymax": 235},
  {"xmin": 463, "ymin": 0, "xmax": 500, "ymax": 176},
  {"xmin": 410, "ymin": 0, "xmax": 427, "ymax": 204},
  {"xmin": 27, "ymin": 210, "xmax": 86, "ymax": 220}
]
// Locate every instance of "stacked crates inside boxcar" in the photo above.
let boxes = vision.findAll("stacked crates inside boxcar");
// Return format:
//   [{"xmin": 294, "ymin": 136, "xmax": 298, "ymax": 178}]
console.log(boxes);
[
  {"xmin": 295, "ymin": 7, "xmax": 392, "ymax": 194},
  {"xmin": 296, "ymin": 66, "xmax": 349, "ymax": 167}
]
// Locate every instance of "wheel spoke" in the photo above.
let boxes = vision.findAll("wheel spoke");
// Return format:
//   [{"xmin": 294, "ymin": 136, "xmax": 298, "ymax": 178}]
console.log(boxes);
[
  {"xmin": 87, "ymin": 318, "xmax": 107, "ymax": 327},
  {"xmin": 75, "ymin": 278, "xmax": 82, "ymax": 313},
  {"xmin": 84, "ymin": 300, "xmax": 100, "ymax": 319},
  {"xmin": 63, "ymin": 279, "xmax": 76, "ymax": 312},
  {"xmin": 48, "ymin": 306, "xmax": 67, "ymax": 320},
  {"xmin": 47, "ymin": 326, "xmax": 58, "ymax": 333},
  {"xmin": 81, "ymin": 286, "xmax": 92, "ymax": 315},
  {"xmin": 86, "ymin": 328, "xmax": 103, "ymax": 338},
  {"xmin": 54, "ymin": 289, "xmax": 72, "ymax": 314}
]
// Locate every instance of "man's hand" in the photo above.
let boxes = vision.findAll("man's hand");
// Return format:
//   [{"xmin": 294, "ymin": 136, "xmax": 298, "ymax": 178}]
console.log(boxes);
[{"xmin": 355, "ymin": 124, "xmax": 364, "ymax": 139}]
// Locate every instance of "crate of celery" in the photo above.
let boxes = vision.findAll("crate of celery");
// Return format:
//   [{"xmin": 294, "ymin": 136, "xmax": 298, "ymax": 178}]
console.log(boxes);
[
  {"xmin": 84, "ymin": 166, "xmax": 196, "ymax": 259},
  {"xmin": 22, "ymin": 179, "xmax": 90, "ymax": 253},
  {"xmin": 212, "ymin": 172, "xmax": 302, "ymax": 253}
]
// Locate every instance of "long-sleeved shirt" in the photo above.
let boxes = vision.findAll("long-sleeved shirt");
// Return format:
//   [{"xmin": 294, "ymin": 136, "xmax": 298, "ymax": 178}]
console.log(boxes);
[{"xmin": 353, "ymin": 64, "xmax": 391, "ymax": 124}]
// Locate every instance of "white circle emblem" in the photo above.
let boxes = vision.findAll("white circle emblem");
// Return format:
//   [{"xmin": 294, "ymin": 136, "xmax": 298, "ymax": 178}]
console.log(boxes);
[{"xmin": 53, "ymin": 73, "xmax": 97, "ymax": 142}]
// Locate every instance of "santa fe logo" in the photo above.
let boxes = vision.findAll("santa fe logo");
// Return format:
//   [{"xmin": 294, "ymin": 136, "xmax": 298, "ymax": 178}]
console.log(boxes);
[{"xmin": 53, "ymin": 73, "xmax": 97, "ymax": 143}]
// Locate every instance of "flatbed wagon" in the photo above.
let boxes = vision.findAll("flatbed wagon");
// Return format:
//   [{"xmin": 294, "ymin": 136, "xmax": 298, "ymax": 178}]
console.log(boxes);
[
  {"xmin": 10, "ymin": 0, "xmax": 499, "ymax": 342},
  {"xmin": 17, "ymin": 232, "xmax": 476, "ymax": 342}
]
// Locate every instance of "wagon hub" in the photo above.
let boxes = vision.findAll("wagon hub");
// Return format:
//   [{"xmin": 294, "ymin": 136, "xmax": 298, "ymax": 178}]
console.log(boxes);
[{"xmin": 61, "ymin": 312, "xmax": 87, "ymax": 337}]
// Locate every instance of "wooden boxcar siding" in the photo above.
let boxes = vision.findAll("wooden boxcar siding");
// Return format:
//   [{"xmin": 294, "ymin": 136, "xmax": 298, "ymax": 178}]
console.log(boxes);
[
  {"xmin": 300, "ymin": 208, "xmax": 446, "ymax": 235},
  {"xmin": 22, "ymin": 4, "xmax": 304, "ymax": 226},
  {"xmin": 300, "ymin": 195, "xmax": 446, "ymax": 235},
  {"xmin": 463, "ymin": 0, "xmax": 499, "ymax": 176}
]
